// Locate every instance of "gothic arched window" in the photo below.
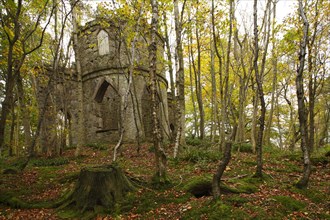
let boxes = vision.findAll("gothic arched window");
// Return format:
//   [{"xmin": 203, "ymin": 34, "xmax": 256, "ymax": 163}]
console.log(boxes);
[{"xmin": 97, "ymin": 30, "xmax": 110, "ymax": 56}]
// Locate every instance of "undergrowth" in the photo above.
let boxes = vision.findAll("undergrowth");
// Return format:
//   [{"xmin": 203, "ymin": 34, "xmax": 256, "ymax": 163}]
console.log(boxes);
[
  {"xmin": 30, "ymin": 157, "xmax": 69, "ymax": 167},
  {"xmin": 0, "ymin": 142, "xmax": 329, "ymax": 219}
]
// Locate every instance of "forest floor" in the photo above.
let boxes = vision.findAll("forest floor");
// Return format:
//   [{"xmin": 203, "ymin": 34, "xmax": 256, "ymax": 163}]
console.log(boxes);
[{"xmin": 0, "ymin": 141, "xmax": 329, "ymax": 219}]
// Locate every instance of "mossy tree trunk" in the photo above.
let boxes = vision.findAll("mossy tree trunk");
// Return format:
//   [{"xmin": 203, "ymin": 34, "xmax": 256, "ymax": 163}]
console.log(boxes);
[
  {"xmin": 149, "ymin": 0, "xmax": 168, "ymax": 183},
  {"xmin": 212, "ymin": 125, "xmax": 237, "ymax": 200},
  {"xmin": 60, "ymin": 165, "xmax": 134, "ymax": 213}
]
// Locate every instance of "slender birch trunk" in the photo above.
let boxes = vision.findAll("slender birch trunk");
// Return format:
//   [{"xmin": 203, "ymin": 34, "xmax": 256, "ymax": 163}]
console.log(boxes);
[
  {"xmin": 150, "ymin": 0, "xmax": 167, "ymax": 182},
  {"xmin": 295, "ymin": 0, "xmax": 311, "ymax": 189}
]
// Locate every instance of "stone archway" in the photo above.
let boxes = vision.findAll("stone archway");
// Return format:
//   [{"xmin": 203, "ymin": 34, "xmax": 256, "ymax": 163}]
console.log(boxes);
[{"xmin": 94, "ymin": 79, "xmax": 121, "ymax": 132}]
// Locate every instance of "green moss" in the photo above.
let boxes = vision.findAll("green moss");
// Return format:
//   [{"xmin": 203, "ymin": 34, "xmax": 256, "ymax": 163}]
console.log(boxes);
[
  {"xmin": 185, "ymin": 138, "xmax": 212, "ymax": 148},
  {"xmin": 285, "ymin": 162, "xmax": 302, "ymax": 173},
  {"xmin": 182, "ymin": 200, "xmax": 248, "ymax": 220},
  {"xmin": 273, "ymin": 195, "xmax": 306, "ymax": 212},
  {"xmin": 237, "ymin": 183, "xmax": 258, "ymax": 194},
  {"xmin": 315, "ymin": 212, "xmax": 330, "ymax": 219},
  {"xmin": 151, "ymin": 173, "xmax": 171, "ymax": 189},
  {"xmin": 242, "ymin": 160, "xmax": 257, "ymax": 166},
  {"xmin": 58, "ymin": 172, "xmax": 79, "ymax": 184},
  {"xmin": 118, "ymin": 188, "xmax": 191, "ymax": 216},
  {"xmin": 2, "ymin": 157, "xmax": 29, "ymax": 171},
  {"xmin": 183, "ymin": 175, "xmax": 241, "ymax": 197},
  {"xmin": 121, "ymin": 190, "xmax": 163, "ymax": 214},
  {"xmin": 292, "ymin": 188, "xmax": 328, "ymax": 204},
  {"xmin": 86, "ymin": 142, "xmax": 109, "ymax": 151},
  {"xmin": 31, "ymin": 157, "xmax": 69, "ymax": 167},
  {"xmin": 0, "ymin": 191, "xmax": 64, "ymax": 209},
  {"xmin": 226, "ymin": 195, "xmax": 250, "ymax": 206},
  {"xmin": 56, "ymin": 209, "xmax": 80, "ymax": 219},
  {"xmin": 57, "ymin": 208, "xmax": 96, "ymax": 220},
  {"xmin": 310, "ymin": 155, "xmax": 329, "ymax": 166},
  {"xmin": 233, "ymin": 143, "xmax": 254, "ymax": 153},
  {"xmin": 183, "ymin": 175, "xmax": 211, "ymax": 190},
  {"xmin": 37, "ymin": 166, "xmax": 61, "ymax": 179},
  {"xmin": 227, "ymin": 176, "xmax": 260, "ymax": 194},
  {"xmin": 242, "ymin": 205, "xmax": 269, "ymax": 219},
  {"xmin": 284, "ymin": 153, "xmax": 302, "ymax": 162},
  {"xmin": 263, "ymin": 145, "xmax": 285, "ymax": 156},
  {"xmin": 317, "ymin": 144, "xmax": 330, "ymax": 155},
  {"xmin": 180, "ymin": 147, "xmax": 221, "ymax": 163}
]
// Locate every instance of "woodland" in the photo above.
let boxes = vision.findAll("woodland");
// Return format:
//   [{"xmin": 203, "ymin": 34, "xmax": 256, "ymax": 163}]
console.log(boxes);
[{"xmin": 0, "ymin": 0, "xmax": 329, "ymax": 219}]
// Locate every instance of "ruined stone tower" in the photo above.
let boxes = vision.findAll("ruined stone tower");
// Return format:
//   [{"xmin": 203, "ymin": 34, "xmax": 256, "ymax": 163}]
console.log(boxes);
[{"xmin": 38, "ymin": 19, "xmax": 171, "ymax": 151}]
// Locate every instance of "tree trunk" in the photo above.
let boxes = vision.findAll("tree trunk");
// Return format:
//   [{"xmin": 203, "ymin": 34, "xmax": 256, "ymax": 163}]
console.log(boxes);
[
  {"xmin": 212, "ymin": 0, "xmax": 235, "ymax": 200},
  {"xmin": 162, "ymin": 11, "xmax": 175, "ymax": 99},
  {"xmin": 212, "ymin": 125, "xmax": 237, "ymax": 199},
  {"xmin": 0, "ymin": 0, "xmax": 22, "ymax": 154},
  {"xmin": 211, "ymin": 0, "xmax": 224, "ymax": 148},
  {"xmin": 194, "ymin": 4, "xmax": 205, "ymax": 139},
  {"xmin": 60, "ymin": 165, "xmax": 134, "ymax": 213},
  {"xmin": 234, "ymin": 20, "xmax": 252, "ymax": 145},
  {"xmin": 295, "ymin": 0, "xmax": 311, "ymax": 189},
  {"xmin": 307, "ymin": 1, "xmax": 319, "ymax": 153},
  {"xmin": 210, "ymin": 37, "xmax": 218, "ymax": 142},
  {"xmin": 71, "ymin": 1, "xmax": 85, "ymax": 157},
  {"xmin": 9, "ymin": 100, "xmax": 16, "ymax": 156},
  {"xmin": 264, "ymin": 1, "xmax": 278, "ymax": 146},
  {"xmin": 150, "ymin": 0, "xmax": 167, "ymax": 182},
  {"xmin": 188, "ymin": 38, "xmax": 199, "ymax": 138},
  {"xmin": 0, "ymin": 83, "xmax": 15, "ymax": 156},
  {"xmin": 173, "ymin": 0, "xmax": 186, "ymax": 153},
  {"xmin": 17, "ymin": 74, "xmax": 32, "ymax": 151},
  {"xmin": 253, "ymin": 0, "xmax": 269, "ymax": 178},
  {"xmin": 283, "ymin": 81, "xmax": 297, "ymax": 150},
  {"xmin": 318, "ymin": 102, "xmax": 329, "ymax": 148},
  {"xmin": 251, "ymin": 81, "xmax": 258, "ymax": 153},
  {"xmin": 0, "ymin": 0, "xmax": 54, "ymax": 156},
  {"xmin": 275, "ymin": 88, "xmax": 284, "ymax": 149}
]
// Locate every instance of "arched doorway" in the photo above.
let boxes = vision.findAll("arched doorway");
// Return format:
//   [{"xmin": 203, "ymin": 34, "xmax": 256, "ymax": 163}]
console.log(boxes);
[{"xmin": 94, "ymin": 80, "xmax": 120, "ymax": 132}]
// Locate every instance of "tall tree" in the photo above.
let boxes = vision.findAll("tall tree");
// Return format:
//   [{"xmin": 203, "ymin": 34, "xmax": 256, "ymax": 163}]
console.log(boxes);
[
  {"xmin": 28, "ymin": 0, "xmax": 77, "ymax": 158},
  {"xmin": 194, "ymin": 1, "xmax": 205, "ymax": 140},
  {"xmin": 307, "ymin": 0, "xmax": 321, "ymax": 153},
  {"xmin": 150, "ymin": 0, "xmax": 167, "ymax": 182},
  {"xmin": 264, "ymin": 0, "xmax": 278, "ymax": 147},
  {"xmin": 295, "ymin": 0, "xmax": 311, "ymax": 189},
  {"xmin": 211, "ymin": 0, "xmax": 226, "ymax": 149},
  {"xmin": 210, "ymin": 32, "xmax": 218, "ymax": 142},
  {"xmin": 71, "ymin": 0, "xmax": 85, "ymax": 157},
  {"xmin": 173, "ymin": 0, "xmax": 186, "ymax": 158},
  {"xmin": 161, "ymin": 4, "xmax": 175, "ymax": 99},
  {"xmin": 212, "ymin": 0, "xmax": 234, "ymax": 200},
  {"xmin": 0, "ymin": 0, "xmax": 54, "ymax": 155},
  {"xmin": 253, "ymin": 0, "xmax": 268, "ymax": 178}
]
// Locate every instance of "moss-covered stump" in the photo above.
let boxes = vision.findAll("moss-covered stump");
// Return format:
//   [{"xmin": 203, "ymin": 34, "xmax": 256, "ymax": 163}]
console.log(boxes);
[{"xmin": 59, "ymin": 164, "xmax": 135, "ymax": 214}]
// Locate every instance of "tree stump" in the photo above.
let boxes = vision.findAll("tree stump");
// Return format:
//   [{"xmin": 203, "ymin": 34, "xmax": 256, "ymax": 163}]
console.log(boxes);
[{"xmin": 60, "ymin": 164, "xmax": 134, "ymax": 213}]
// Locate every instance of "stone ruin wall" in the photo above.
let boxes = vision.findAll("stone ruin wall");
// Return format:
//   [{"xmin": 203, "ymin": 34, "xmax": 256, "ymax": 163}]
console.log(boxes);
[{"xmin": 37, "ymin": 19, "xmax": 172, "ymax": 151}]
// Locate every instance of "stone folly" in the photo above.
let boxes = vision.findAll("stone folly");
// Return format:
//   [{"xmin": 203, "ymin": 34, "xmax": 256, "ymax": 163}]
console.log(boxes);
[{"xmin": 37, "ymin": 20, "xmax": 173, "ymax": 152}]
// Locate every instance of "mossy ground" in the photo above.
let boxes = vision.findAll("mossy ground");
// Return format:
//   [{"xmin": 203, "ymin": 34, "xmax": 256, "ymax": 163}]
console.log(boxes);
[{"xmin": 0, "ymin": 143, "xmax": 329, "ymax": 219}]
